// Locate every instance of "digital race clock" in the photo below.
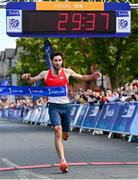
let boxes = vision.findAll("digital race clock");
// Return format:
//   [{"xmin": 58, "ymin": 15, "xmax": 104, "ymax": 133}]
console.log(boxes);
[
  {"xmin": 6, "ymin": 2, "xmax": 131, "ymax": 38},
  {"xmin": 22, "ymin": 11, "xmax": 116, "ymax": 34}
]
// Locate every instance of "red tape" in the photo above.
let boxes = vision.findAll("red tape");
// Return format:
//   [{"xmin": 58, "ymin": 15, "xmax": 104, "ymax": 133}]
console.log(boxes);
[{"xmin": 0, "ymin": 161, "xmax": 138, "ymax": 171}]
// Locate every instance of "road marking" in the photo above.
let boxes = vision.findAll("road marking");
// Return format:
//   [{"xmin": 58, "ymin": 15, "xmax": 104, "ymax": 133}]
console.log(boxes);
[{"xmin": 1, "ymin": 158, "xmax": 52, "ymax": 179}]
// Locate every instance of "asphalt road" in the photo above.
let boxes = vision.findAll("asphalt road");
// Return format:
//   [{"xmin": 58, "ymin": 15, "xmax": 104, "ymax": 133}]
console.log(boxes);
[{"xmin": 0, "ymin": 120, "xmax": 138, "ymax": 179}]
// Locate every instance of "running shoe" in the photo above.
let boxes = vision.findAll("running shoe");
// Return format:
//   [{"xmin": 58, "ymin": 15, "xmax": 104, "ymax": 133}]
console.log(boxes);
[{"xmin": 59, "ymin": 161, "xmax": 68, "ymax": 173}]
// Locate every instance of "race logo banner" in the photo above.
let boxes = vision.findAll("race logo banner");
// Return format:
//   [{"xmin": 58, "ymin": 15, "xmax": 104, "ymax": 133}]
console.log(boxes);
[
  {"xmin": 6, "ymin": 10, "xmax": 22, "ymax": 33},
  {"xmin": 0, "ymin": 86, "xmax": 66, "ymax": 96}
]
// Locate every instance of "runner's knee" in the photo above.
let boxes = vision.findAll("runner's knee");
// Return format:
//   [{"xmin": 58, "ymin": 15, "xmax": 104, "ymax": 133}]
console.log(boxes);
[
  {"xmin": 62, "ymin": 132, "xmax": 69, "ymax": 141},
  {"xmin": 54, "ymin": 126, "xmax": 62, "ymax": 139}
]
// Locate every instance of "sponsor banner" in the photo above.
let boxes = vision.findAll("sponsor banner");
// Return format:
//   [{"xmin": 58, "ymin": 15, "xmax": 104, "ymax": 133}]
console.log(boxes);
[
  {"xmin": 95, "ymin": 102, "xmax": 121, "ymax": 131},
  {"xmin": 82, "ymin": 104, "xmax": 100, "ymax": 129},
  {"xmin": 6, "ymin": 10, "xmax": 22, "ymax": 33},
  {"xmin": 74, "ymin": 104, "xmax": 89, "ymax": 127},
  {"xmin": 0, "ymin": 86, "xmax": 66, "ymax": 96},
  {"xmin": 0, "ymin": 78, "xmax": 9, "ymax": 86},
  {"xmin": 8, "ymin": 108, "xmax": 19, "ymax": 119},
  {"xmin": 112, "ymin": 102, "xmax": 138, "ymax": 134},
  {"xmin": 116, "ymin": 10, "xmax": 131, "ymax": 33},
  {"xmin": 68, "ymin": 104, "xmax": 81, "ymax": 126},
  {"xmin": 129, "ymin": 107, "xmax": 138, "ymax": 135}
]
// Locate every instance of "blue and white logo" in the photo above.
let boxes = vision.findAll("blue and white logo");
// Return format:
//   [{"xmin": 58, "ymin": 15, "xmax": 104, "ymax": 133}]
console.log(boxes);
[
  {"xmin": 116, "ymin": 11, "xmax": 131, "ymax": 33},
  {"xmin": 118, "ymin": 19, "xmax": 128, "ymax": 29},
  {"xmin": 6, "ymin": 10, "xmax": 22, "ymax": 33},
  {"xmin": 9, "ymin": 19, "xmax": 19, "ymax": 29}
]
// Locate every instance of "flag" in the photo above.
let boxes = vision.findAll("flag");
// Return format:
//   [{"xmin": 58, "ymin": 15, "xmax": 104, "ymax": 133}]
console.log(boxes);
[
  {"xmin": 0, "ymin": 78, "xmax": 9, "ymax": 100},
  {"xmin": 44, "ymin": 39, "xmax": 54, "ymax": 69},
  {"xmin": 33, "ymin": 40, "xmax": 54, "ymax": 89},
  {"xmin": 0, "ymin": 78, "xmax": 9, "ymax": 86}
]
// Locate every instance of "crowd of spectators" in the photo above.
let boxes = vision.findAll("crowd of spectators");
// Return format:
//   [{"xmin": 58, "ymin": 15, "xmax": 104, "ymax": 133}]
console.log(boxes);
[
  {"xmin": 0, "ymin": 96, "xmax": 48, "ymax": 117},
  {"xmin": 69, "ymin": 78, "xmax": 138, "ymax": 106}
]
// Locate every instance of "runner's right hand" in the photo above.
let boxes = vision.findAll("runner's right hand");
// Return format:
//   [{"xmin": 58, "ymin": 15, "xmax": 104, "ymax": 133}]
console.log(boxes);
[{"xmin": 21, "ymin": 73, "xmax": 31, "ymax": 81}]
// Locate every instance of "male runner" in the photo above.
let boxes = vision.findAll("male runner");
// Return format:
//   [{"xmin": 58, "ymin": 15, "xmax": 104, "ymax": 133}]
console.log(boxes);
[{"xmin": 22, "ymin": 52, "xmax": 101, "ymax": 173}]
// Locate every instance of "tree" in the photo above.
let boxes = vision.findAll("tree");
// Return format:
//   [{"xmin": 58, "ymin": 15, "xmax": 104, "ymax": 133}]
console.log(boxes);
[
  {"xmin": 12, "ymin": 38, "xmax": 47, "ymax": 85},
  {"xmin": 85, "ymin": 7, "xmax": 138, "ymax": 89}
]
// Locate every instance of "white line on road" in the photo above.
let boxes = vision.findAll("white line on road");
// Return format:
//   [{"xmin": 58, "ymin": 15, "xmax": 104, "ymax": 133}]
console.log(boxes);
[{"xmin": 1, "ymin": 158, "xmax": 52, "ymax": 179}]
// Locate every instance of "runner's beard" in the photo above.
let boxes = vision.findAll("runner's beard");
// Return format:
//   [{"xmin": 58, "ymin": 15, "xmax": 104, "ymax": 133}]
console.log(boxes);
[{"xmin": 53, "ymin": 64, "xmax": 62, "ymax": 75}]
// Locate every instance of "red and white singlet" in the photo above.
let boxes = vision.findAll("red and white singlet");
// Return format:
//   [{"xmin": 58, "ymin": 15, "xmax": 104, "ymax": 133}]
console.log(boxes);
[{"xmin": 45, "ymin": 68, "xmax": 70, "ymax": 104}]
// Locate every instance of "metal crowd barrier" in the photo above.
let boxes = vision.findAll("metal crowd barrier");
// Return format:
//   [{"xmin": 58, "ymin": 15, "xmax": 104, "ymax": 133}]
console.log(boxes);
[
  {"xmin": 0, "ymin": 104, "xmax": 50, "ymax": 126},
  {"xmin": 0, "ymin": 102, "xmax": 138, "ymax": 142},
  {"xmin": 69, "ymin": 102, "xmax": 138, "ymax": 142}
]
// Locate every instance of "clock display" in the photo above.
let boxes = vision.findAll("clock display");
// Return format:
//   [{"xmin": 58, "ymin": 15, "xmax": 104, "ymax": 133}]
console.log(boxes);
[{"xmin": 22, "ymin": 10, "xmax": 116, "ymax": 34}]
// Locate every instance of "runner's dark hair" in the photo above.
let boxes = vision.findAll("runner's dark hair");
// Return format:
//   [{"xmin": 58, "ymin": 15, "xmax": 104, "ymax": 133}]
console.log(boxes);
[{"xmin": 51, "ymin": 52, "xmax": 64, "ymax": 67}]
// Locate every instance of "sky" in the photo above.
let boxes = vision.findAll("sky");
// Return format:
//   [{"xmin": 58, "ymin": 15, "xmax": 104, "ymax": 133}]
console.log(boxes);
[{"xmin": 0, "ymin": 9, "xmax": 17, "ymax": 52}]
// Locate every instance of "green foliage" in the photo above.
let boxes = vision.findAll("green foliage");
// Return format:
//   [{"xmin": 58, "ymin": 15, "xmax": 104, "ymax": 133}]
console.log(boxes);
[
  {"xmin": 12, "ymin": 38, "xmax": 48, "ymax": 85},
  {"xmin": 50, "ymin": 38, "xmax": 95, "ymax": 74}
]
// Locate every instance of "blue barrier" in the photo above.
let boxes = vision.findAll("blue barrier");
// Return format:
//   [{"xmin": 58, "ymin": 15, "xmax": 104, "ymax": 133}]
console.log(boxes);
[
  {"xmin": 2, "ymin": 108, "xmax": 9, "ymax": 119},
  {"xmin": 93, "ymin": 102, "xmax": 122, "ymax": 134},
  {"xmin": 23, "ymin": 108, "xmax": 33, "ymax": 123},
  {"xmin": 0, "ymin": 109, "xmax": 2, "ymax": 118},
  {"xmin": 39, "ymin": 106, "xmax": 50, "ymax": 126},
  {"xmin": 111, "ymin": 102, "xmax": 138, "ymax": 135},
  {"xmin": 68, "ymin": 104, "xmax": 82, "ymax": 128},
  {"xmin": 1, "ymin": 102, "xmax": 138, "ymax": 142},
  {"xmin": 129, "ymin": 108, "xmax": 138, "ymax": 136},
  {"xmin": 29, "ymin": 106, "xmax": 43, "ymax": 124},
  {"xmin": 8, "ymin": 108, "xmax": 19, "ymax": 120},
  {"xmin": 81, "ymin": 104, "xmax": 100, "ymax": 131},
  {"xmin": 74, "ymin": 104, "xmax": 88, "ymax": 128}
]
